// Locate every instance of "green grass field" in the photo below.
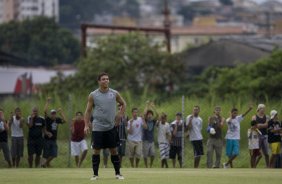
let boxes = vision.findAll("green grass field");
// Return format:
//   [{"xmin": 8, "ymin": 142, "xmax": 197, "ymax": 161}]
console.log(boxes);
[{"xmin": 1, "ymin": 168, "xmax": 281, "ymax": 184}]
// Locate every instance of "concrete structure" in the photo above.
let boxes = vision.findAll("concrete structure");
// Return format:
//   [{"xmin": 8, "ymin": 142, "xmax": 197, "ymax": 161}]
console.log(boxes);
[
  {"xmin": 0, "ymin": 0, "xmax": 59, "ymax": 23},
  {"xmin": 86, "ymin": 25, "xmax": 254, "ymax": 53}
]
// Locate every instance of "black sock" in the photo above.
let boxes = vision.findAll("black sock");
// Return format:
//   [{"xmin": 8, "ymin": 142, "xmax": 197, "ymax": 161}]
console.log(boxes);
[
  {"xmin": 92, "ymin": 155, "xmax": 100, "ymax": 176},
  {"xmin": 111, "ymin": 155, "xmax": 121, "ymax": 175}
]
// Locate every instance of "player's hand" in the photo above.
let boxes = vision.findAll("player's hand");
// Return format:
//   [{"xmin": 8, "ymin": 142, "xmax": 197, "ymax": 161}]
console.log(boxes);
[
  {"xmin": 84, "ymin": 125, "xmax": 90, "ymax": 135},
  {"xmin": 47, "ymin": 97, "xmax": 51, "ymax": 103},
  {"xmin": 46, "ymin": 132, "xmax": 53, "ymax": 138},
  {"xmin": 57, "ymin": 108, "xmax": 62, "ymax": 113}
]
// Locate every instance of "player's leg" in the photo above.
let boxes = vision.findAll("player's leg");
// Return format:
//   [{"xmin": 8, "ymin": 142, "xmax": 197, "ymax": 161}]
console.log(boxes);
[
  {"xmin": 206, "ymin": 138, "xmax": 213, "ymax": 168},
  {"xmin": 214, "ymin": 139, "xmax": 222, "ymax": 168},
  {"xmin": 78, "ymin": 140, "xmax": 88, "ymax": 167},
  {"xmin": 255, "ymin": 150, "xmax": 262, "ymax": 168},
  {"xmin": 27, "ymin": 140, "xmax": 34, "ymax": 168},
  {"xmin": 2, "ymin": 142, "xmax": 12, "ymax": 167},
  {"xmin": 45, "ymin": 141, "xmax": 57, "ymax": 167},
  {"xmin": 260, "ymin": 137, "xmax": 270, "ymax": 167},
  {"xmin": 269, "ymin": 143, "xmax": 278, "ymax": 168},
  {"xmin": 91, "ymin": 131, "xmax": 102, "ymax": 178},
  {"xmin": 107, "ymin": 128, "xmax": 123, "ymax": 179},
  {"xmin": 127, "ymin": 140, "xmax": 135, "ymax": 167},
  {"xmin": 143, "ymin": 141, "xmax": 148, "ymax": 168},
  {"xmin": 249, "ymin": 150, "xmax": 255, "ymax": 168},
  {"xmin": 149, "ymin": 142, "xmax": 155, "ymax": 168},
  {"xmin": 135, "ymin": 141, "xmax": 142, "ymax": 168},
  {"xmin": 71, "ymin": 141, "xmax": 79, "ymax": 167},
  {"xmin": 164, "ymin": 143, "xmax": 169, "ymax": 168},
  {"xmin": 16, "ymin": 137, "xmax": 24, "ymax": 167},
  {"xmin": 35, "ymin": 139, "xmax": 43, "ymax": 168},
  {"xmin": 169, "ymin": 145, "xmax": 176, "ymax": 168},
  {"xmin": 11, "ymin": 137, "xmax": 16, "ymax": 167}
]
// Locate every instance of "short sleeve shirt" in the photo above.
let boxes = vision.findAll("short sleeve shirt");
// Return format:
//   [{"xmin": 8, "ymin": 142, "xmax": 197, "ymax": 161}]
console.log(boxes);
[
  {"xmin": 44, "ymin": 116, "xmax": 63, "ymax": 140},
  {"xmin": 225, "ymin": 115, "xmax": 244, "ymax": 140},
  {"xmin": 27, "ymin": 116, "xmax": 45, "ymax": 140}
]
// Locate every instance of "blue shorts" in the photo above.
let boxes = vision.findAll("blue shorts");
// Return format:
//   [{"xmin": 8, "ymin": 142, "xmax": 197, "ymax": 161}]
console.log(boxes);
[{"xmin": 226, "ymin": 139, "xmax": 239, "ymax": 157}]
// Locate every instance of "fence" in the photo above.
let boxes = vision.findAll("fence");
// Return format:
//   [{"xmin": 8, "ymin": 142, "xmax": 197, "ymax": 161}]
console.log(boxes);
[{"xmin": 0, "ymin": 95, "xmax": 282, "ymax": 168}]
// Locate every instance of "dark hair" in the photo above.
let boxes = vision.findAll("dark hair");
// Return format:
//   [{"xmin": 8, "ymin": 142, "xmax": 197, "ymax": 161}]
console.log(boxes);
[
  {"xmin": 97, "ymin": 72, "xmax": 109, "ymax": 81},
  {"xmin": 76, "ymin": 111, "xmax": 83, "ymax": 116},
  {"xmin": 146, "ymin": 110, "xmax": 154, "ymax": 116},
  {"xmin": 0, "ymin": 108, "xmax": 3, "ymax": 112},
  {"xmin": 132, "ymin": 107, "xmax": 138, "ymax": 112},
  {"xmin": 231, "ymin": 108, "xmax": 238, "ymax": 113},
  {"xmin": 15, "ymin": 107, "xmax": 21, "ymax": 112},
  {"xmin": 194, "ymin": 105, "xmax": 200, "ymax": 110}
]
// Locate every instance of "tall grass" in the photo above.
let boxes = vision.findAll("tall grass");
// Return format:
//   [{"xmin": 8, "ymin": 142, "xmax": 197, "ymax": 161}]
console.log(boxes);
[{"xmin": 0, "ymin": 91, "xmax": 281, "ymax": 168}]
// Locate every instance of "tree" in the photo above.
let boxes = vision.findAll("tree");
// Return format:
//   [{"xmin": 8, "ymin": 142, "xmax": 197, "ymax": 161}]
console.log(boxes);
[
  {"xmin": 194, "ymin": 50, "xmax": 282, "ymax": 99},
  {"xmin": 43, "ymin": 33, "xmax": 185, "ymax": 96},
  {"xmin": 0, "ymin": 17, "xmax": 80, "ymax": 66}
]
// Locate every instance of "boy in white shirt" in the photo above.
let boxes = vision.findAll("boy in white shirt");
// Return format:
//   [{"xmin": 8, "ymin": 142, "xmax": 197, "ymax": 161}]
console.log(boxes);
[
  {"xmin": 157, "ymin": 113, "xmax": 171, "ymax": 168},
  {"xmin": 186, "ymin": 106, "xmax": 203, "ymax": 168},
  {"xmin": 127, "ymin": 108, "xmax": 147, "ymax": 168},
  {"xmin": 223, "ymin": 106, "xmax": 253, "ymax": 168},
  {"xmin": 248, "ymin": 120, "xmax": 262, "ymax": 168}
]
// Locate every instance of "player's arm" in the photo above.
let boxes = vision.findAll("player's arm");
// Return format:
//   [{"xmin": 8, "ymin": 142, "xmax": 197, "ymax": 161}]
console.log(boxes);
[
  {"xmin": 242, "ymin": 105, "xmax": 253, "ymax": 118},
  {"xmin": 84, "ymin": 94, "xmax": 94, "ymax": 134},
  {"xmin": 44, "ymin": 97, "xmax": 51, "ymax": 116},
  {"xmin": 19, "ymin": 117, "xmax": 25, "ymax": 128},
  {"xmin": 8, "ymin": 112, "xmax": 13, "ymax": 128},
  {"xmin": 70, "ymin": 119, "xmax": 75, "ymax": 134},
  {"xmin": 57, "ymin": 108, "xmax": 67, "ymax": 124},
  {"xmin": 116, "ymin": 92, "xmax": 126, "ymax": 117},
  {"xmin": 186, "ymin": 115, "xmax": 193, "ymax": 130},
  {"xmin": 127, "ymin": 119, "xmax": 134, "ymax": 134},
  {"xmin": 150, "ymin": 102, "xmax": 159, "ymax": 121},
  {"xmin": 142, "ymin": 115, "xmax": 148, "ymax": 129},
  {"xmin": 3, "ymin": 120, "xmax": 9, "ymax": 131},
  {"xmin": 220, "ymin": 117, "xmax": 225, "ymax": 128},
  {"xmin": 27, "ymin": 114, "xmax": 34, "ymax": 128},
  {"xmin": 172, "ymin": 124, "xmax": 178, "ymax": 136}
]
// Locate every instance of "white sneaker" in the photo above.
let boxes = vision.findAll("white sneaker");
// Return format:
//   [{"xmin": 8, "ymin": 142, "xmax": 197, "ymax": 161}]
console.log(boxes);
[
  {"xmin": 223, "ymin": 163, "xmax": 229, "ymax": 169},
  {"xmin": 116, "ymin": 174, "xmax": 124, "ymax": 180},
  {"xmin": 90, "ymin": 175, "xmax": 99, "ymax": 181}
]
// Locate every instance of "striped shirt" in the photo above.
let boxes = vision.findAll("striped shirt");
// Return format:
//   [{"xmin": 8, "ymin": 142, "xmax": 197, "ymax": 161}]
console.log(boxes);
[
  {"xmin": 117, "ymin": 116, "xmax": 128, "ymax": 140},
  {"xmin": 170, "ymin": 120, "xmax": 185, "ymax": 147}
]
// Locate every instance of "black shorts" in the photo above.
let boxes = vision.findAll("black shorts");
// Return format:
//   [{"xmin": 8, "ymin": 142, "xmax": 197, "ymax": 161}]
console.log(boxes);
[
  {"xmin": 92, "ymin": 127, "xmax": 119, "ymax": 149},
  {"xmin": 43, "ymin": 140, "xmax": 58, "ymax": 158},
  {"xmin": 28, "ymin": 138, "xmax": 44, "ymax": 156},
  {"xmin": 191, "ymin": 140, "xmax": 204, "ymax": 157},
  {"xmin": 169, "ymin": 145, "xmax": 182, "ymax": 160}
]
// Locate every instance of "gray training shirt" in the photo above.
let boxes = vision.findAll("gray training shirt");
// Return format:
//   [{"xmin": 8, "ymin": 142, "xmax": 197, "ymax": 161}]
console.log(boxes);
[{"xmin": 91, "ymin": 88, "xmax": 117, "ymax": 132}]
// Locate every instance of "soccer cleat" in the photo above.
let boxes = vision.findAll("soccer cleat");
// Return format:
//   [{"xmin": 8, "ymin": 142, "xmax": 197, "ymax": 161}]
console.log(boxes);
[
  {"xmin": 90, "ymin": 175, "xmax": 99, "ymax": 181},
  {"xmin": 116, "ymin": 174, "xmax": 124, "ymax": 180}
]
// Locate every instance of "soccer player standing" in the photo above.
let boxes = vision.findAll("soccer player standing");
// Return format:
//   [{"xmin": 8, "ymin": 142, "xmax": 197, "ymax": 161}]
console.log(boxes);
[{"xmin": 84, "ymin": 72, "xmax": 126, "ymax": 180}]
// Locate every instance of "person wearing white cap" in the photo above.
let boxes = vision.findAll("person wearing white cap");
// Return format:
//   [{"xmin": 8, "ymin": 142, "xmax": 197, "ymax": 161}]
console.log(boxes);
[
  {"xmin": 267, "ymin": 110, "xmax": 281, "ymax": 168},
  {"xmin": 42, "ymin": 97, "xmax": 67, "ymax": 167},
  {"xmin": 252, "ymin": 104, "xmax": 270, "ymax": 167}
]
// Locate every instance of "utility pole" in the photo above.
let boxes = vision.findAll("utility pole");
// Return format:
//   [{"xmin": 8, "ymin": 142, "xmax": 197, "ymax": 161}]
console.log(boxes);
[
  {"xmin": 162, "ymin": 0, "xmax": 171, "ymax": 52},
  {"xmin": 265, "ymin": 12, "xmax": 273, "ymax": 39}
]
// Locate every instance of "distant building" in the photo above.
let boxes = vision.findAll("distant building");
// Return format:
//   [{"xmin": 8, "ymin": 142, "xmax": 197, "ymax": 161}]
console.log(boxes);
[
  {"xmin": 0, "ymin": 0, "xmax": 59, "ymax": 24},
  {"xmin": 179, "ymin": 36, "xmax": 282, "ymax": 76}
]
